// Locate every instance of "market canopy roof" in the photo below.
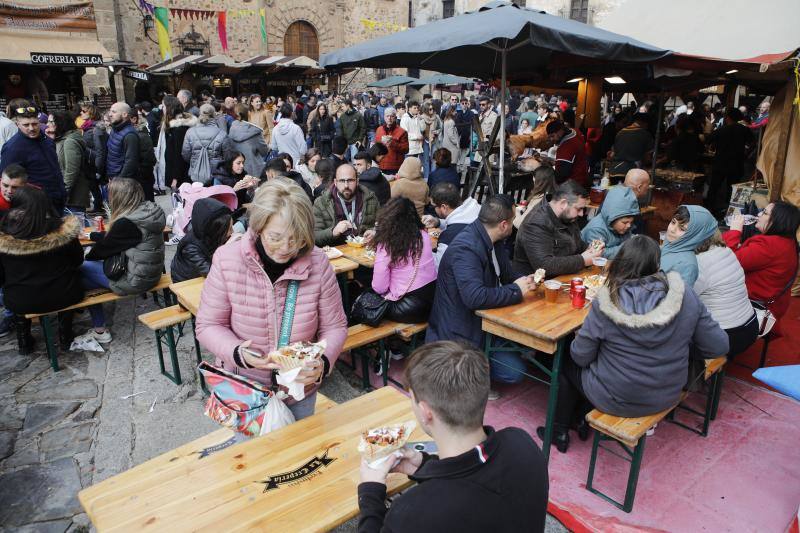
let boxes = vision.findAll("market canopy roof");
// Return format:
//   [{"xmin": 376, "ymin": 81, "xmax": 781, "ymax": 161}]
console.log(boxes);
[
  {"xmin": 0, "ymin": 30, "xmax": 117, "ymax": 65},
  {"xmin": 147, "ymin": 54, "xmax": 247, "ymax": 74},
  {"xmin": 320, "ymin": 0, "xmax": 670, "ymax": 80},
  {"xmin": 366, "ymin": 75, "xmax": 420, "ymax": 88},
  {"xmin": 242, "ymin": 55, "xmax": 326, "ymax": 75},
  {"xmin": 412, "ymin": 74, "xmax": 477, "ymax": 86}
]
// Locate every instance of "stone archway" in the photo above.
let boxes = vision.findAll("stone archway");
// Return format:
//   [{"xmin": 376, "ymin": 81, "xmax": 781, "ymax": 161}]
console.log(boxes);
[
  {"xmin": 268, "ymin": 4, "xmax": 336, "ymax": 57},
  {"xmin": 284, "ymin": 20, "xmax": 319, "ymax": 59}
]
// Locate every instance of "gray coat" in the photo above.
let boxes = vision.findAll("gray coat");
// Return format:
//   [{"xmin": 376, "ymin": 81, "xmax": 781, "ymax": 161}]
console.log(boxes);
[
  {"xmin": 181, "ymin": 121, "xmax": 227, "ymax": 185},
  {"xmin": 224, "ymin": 121, "xmax": 269, "ymax": 178},
  {"xmin": 571, "ymin": 271, "xmax": 729, "ymax": 418},
  {"xmin": 109, "ymin": 201, "xmax": 166, "ymax": 295}
]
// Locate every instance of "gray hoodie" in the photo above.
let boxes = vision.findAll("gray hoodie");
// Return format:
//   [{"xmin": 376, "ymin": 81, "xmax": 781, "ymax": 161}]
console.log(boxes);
[
  {"xmin": 571, "ymin": 271, "xmax": 728, "ymax": 417},
  {"xmin": 224, "ymin": 120, "xmax": 269, "ymax": 178}
]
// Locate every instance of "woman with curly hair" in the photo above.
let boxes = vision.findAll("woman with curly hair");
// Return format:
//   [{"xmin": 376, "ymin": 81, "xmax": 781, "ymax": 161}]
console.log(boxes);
[{"xmin": 371, "ymin": 197, "xmax": 437, "ymax": 324}]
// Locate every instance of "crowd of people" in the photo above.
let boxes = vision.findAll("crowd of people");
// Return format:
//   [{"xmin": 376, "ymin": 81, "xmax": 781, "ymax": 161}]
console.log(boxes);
[{"xmin": 0, "ymin": 84, "xmax": 795, "ymax": 532}]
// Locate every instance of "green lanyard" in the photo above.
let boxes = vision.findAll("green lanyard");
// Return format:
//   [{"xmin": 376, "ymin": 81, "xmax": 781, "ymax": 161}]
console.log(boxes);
[{"xmin": 277, "ymin": 280, "xmax": 300, "ymax": 348}]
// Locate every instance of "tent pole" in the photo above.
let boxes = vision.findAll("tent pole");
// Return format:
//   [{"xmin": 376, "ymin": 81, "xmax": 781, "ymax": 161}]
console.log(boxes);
[
  {"xmin": 650, "ymin": 89, "xmax": 665, "ymax": 180},
  {"xmin": 499, "ymin": 48, "xmax": 507, "ymax": 193}
]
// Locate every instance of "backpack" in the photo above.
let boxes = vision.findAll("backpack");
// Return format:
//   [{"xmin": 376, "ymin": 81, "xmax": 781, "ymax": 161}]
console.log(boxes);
[{"xmin": 193, "ymin": 138, "xmax": 213, "ymax": 185}]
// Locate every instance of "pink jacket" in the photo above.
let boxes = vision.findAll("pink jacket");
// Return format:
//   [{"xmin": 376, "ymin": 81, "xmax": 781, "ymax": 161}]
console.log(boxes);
[
  {"xmin": 195, "ymin": 231, "xmax": 347, "ymax": 394},
  {"xmin": 372, "ymin": 231, "xmax": 437, "ymax": 301}
]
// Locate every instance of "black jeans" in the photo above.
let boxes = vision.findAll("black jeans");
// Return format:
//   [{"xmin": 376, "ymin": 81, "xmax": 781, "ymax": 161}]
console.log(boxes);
[
  {"xmin": 553, "ymin": 354, "xmax": 593, "ymax": 433},
  {"xmin": 726, "ymin": 312, "xmax": 759, "ymax": 360}
]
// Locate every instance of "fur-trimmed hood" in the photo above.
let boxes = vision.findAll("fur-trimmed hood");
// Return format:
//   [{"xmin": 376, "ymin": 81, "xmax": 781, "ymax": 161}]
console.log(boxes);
[
  {"xmin": 0, "ymin": 215, "xmax": 81, "ymax": 256},
  {"xmin": 169, "ymin": 114, "xmax": 198, "ymax": 129},
  {"xmin": 596, "ymin": 271, "xmax": 684, "ymax": 331}
]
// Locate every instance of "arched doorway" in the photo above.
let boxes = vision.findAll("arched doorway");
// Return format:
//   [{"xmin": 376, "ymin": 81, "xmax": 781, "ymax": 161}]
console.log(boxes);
[{"xmin": 283, "ymin": 21, "xmax": 319, "ymax": 60}]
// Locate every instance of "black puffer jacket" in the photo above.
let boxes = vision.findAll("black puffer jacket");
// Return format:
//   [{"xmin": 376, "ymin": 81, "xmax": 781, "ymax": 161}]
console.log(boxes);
[
  {"xmin": 170, "ymin": 198, "xmax": 231, "ymax": 283},
  {"xmin": 358, "ymin": 167, "xmax": 391, "ymax": 205},
  {"xmin": 0, "ymin": 215, "xmax": 84, "ymax": 314}
]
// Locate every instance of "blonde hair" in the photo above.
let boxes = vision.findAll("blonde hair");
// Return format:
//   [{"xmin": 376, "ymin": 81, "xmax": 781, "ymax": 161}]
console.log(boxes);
[
  {"xmin": 247, "ymin": 179, "xmax": 314, "ymax": 255},
  {"xmin": 108, "ymin": 178, "xmax": 144, "ymax": 228}
]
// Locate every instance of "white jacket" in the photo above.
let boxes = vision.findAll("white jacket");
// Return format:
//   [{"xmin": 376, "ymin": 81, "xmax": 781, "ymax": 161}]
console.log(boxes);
[
  {"xmin": 400, "ymin": 113, "xmax": 424, "ymax": 155},
  {"xmin": 270, "ymin": 118, "xmax": 307, "ymax": 168},
  {"xmin": 433, "ymin": 197, "xmax": 481, "ymax": 269}
]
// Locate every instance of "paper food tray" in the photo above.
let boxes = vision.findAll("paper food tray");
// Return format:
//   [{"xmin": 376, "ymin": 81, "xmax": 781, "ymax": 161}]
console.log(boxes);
[{"xmin": 358, "ymin": 420, "xmax": 416, "ymax": 462}]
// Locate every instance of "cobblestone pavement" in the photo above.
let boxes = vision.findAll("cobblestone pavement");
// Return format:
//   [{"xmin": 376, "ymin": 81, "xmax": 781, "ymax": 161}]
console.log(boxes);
[{"xmin": 0, "ymin": 197, "xmax": 565, "ymax": 533}]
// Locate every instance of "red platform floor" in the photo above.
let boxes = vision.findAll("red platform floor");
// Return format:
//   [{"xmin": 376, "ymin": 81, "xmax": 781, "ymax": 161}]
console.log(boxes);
[{"xmin": 349, "ymin": 297, "xmax": 800, "ymax": 532}]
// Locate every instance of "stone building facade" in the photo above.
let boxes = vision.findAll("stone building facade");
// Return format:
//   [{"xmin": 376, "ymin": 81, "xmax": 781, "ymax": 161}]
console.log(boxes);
[{"xmin": 90, "ymin": 0, "xmax": 410, "ymax": 100}]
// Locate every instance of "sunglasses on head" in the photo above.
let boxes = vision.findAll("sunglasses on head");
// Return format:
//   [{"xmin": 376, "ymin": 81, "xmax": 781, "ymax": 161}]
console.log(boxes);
[{"xmin": 15, "ymin": 106, "xmax": 36, "ymax": 114}]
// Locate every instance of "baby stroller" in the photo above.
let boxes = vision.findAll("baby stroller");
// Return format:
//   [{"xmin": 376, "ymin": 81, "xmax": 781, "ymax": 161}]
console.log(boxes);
[{"xmin": 168, "ymin": 182, "xmax": 238, "ymax": 243}]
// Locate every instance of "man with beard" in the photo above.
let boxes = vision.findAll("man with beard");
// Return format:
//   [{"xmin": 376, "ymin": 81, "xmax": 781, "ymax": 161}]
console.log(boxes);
[
  {"xmin": 312, "ymin": 163, "xmax": 379, "ymax": 247},
  {"xmin": 513, "ymin": 180, "xmax": 604, "ymax": 277},
  {"xmin": 0, "ymin": 106, "xmax": 66, "ymax": 211},
  {"xmin": 104, "ymin": 102, "xmax": 139, "ymax": 180},
  {"xmin": 426, "ymin": 195, "xmax": 539, "ymax": 392}
]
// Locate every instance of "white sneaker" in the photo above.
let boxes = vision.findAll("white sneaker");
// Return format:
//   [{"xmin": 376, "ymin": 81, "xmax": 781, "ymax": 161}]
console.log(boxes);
[
  {"xmin": 488, "ymin": 389, "xmax": 501, "ymax": 401},
  {"xmin": 389, "ymin": 350, "xmax": 405, "ymax": 360},
  {"xmin": 165, "ymin": 235, "xmax": 181, "ymax": 246},
  {"xmin": 76, "ymin": 329, "xmax": 112, "ymax": 344},
  {"xmin": 646, "ymin": 423, "xmax": 657, "ymax": 437}
]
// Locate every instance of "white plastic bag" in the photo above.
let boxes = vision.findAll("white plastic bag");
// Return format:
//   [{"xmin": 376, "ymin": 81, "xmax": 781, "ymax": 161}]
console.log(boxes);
[{"xmin": 259, "ymin": 392, "xmax": 296, "ymax": 436}]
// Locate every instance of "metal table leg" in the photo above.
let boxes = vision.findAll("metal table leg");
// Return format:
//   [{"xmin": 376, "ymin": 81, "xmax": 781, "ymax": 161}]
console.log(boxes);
[{"xmin": 541, "ymin": 338, "xmax": 564, "ymax": 465}]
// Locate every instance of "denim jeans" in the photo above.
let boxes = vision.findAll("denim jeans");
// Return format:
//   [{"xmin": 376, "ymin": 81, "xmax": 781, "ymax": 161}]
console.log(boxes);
[
  {"xmin": 421, "ymin": 140, "xmax": 432, "ymax": 181},
  {"xmin": 79, "ymin": 260, "xmax": 109, "ymax": 328},
  {"xmin": 0, "ymin": 289, "xmax": 13, "ymax": 320},
  {"xmin": 489, "ymin": 343, "xmax": 527, "ymax": 384},
  {"xmin": 347, "ymin": 143, "xmax": 360, "ymax": 161},
  {"xmin": 366, "ymin": 130, "xmax": 376, "ymax": 147}
]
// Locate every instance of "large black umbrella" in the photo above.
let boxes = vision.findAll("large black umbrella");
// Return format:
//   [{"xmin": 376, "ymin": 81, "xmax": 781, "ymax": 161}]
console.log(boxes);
[{"xmin": 321, "ymin": 0, "xmax": 671, "ymax": 191}]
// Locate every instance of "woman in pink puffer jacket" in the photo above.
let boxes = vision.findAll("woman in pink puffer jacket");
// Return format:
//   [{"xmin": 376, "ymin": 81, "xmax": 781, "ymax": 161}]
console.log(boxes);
[{"xmin": 196, "ymin": 179, "xmax": 347, "ymax": 421}]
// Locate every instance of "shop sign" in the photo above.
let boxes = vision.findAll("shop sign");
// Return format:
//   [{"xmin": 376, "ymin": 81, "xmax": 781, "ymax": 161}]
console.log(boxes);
[
  {"xmin": 30, "ymin": 52, "xmax": 103, "ymax": 66},
  {"xmin": 0, "ymin": 2, "xmax": 96, "ymax": 32},
  {"xmin": 124, "ymin": 69, "xmax": 150, "ymax": 82}
]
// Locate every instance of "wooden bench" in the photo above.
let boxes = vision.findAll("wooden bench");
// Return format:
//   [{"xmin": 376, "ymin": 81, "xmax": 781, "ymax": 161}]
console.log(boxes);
[
  {"xmin": 584, "ymin": 357, "xmax": 727, "ymax": 512},
  {"xmin": 138, "ymin": 305, "xmax": 205, "ymax": 391},
  {"xmin": 342, "ymin": 321, "xmax": 402, "ymax": 389},
  {"xmin": 394, "ymin": 322, "xmax": 427, "ymax": 344},
  {"xmin": 26, "ymin": 273, "xmax": 175, "ymax": 372}
]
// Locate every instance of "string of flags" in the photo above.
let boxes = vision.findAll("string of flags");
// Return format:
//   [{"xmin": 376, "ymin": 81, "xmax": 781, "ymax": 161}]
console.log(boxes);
[{"xmin": 139, "ymin": 1, "xmax": 267, "ymax": 60}]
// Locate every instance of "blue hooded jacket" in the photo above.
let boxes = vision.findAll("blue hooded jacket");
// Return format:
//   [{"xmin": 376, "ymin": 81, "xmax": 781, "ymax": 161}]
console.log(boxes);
[
  {"xmin": 581, "ymin": 186, "xmax": 640, "ymax": 259},
  {"xmin": 660, "ymin": 205, "xmax": 718, "ymax": 286}
]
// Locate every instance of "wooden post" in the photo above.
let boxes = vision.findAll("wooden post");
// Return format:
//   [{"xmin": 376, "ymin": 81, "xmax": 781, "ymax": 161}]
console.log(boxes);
[{"xmin": 576, "ymin": 76, "xmax": 603, "ymax": 129}]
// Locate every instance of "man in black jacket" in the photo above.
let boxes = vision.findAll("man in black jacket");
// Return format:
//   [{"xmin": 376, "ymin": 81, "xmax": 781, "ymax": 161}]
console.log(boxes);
[
  {"xmin": 358, "ymin": 341, "xmax": 549, "ymax": 533},
  {"xmin": 352, "ymin": 150, "xmax": 389, "ymax": 205},
  {"xmin": 363, "ymin": 98, "xmax": 381, "ymax": 147},
  {"xmin": 513, "ymin": 180, "xmax": 603, "ymax": 278}
]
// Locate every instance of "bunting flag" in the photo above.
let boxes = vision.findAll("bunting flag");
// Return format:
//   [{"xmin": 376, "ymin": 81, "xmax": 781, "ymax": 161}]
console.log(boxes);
[
  {"xmin": 153, "ymin": 7, "xmax": 172, "ymax": 60},
  {"xmin": 217, "ymin": 11, "xmax": 228, "ymax": 52},
  {"xmin": 259, "ymin": 8, "xmax": 267, "ymax": 44}
]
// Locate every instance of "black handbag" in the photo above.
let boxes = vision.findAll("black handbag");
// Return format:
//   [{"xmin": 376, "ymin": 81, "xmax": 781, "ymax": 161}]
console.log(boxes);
[
  {"xmin": 103, "ymin": 253, "xmax": 127, "ymax": 281},
  {"xmin": 350, "ymin": 289, "xmax": 390, "ymax": 327},
  {"xmin": 351, "ymin": 255, "xmax": 420, "ymax": 327}
]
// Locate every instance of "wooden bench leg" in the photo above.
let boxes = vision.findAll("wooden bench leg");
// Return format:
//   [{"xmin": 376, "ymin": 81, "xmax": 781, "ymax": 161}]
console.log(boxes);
[
  {"xmin": 710, "ymin": 371, "xmax": 723, "ymax": 421},
  {"xmin": 586, "ymin": 432, "xmax": 646, "ymax": 513},
  {"xmin": 40, "ymin": 315, "xmax": 60, "ymax": 372},
  {"xmin": 154, "ymin": 326, "xmax": 183, "ymax": 385},
  {"xmin": 191, "ymin": 317, "xmax": 208, "ymax": 395}
]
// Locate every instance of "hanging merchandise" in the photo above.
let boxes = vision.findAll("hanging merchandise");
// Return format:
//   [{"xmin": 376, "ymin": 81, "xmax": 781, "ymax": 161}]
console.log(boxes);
[
  {"xmin": 259, "ymin": 8, "xmax": 267, "ymax": 44},
  {"xmin": 217, "ymin": 11, "xmax": 228, "ymax": 52},
  {"xmin": 154, "ymin": 7, "xmax": 172, "ymax": 60}
]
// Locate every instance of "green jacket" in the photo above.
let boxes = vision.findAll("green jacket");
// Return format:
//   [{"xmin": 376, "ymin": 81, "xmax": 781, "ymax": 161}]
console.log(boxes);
[
  {"xmin": 313, "ymin": 185, "xmax": 379, "ymax": 246},
  {"xmin": 56, "ymin": 129, "xmax": 90, "ymax": 208},
  {"xmin": 339, "ymin": 109, "xmax": 365, "ymax": 145}
]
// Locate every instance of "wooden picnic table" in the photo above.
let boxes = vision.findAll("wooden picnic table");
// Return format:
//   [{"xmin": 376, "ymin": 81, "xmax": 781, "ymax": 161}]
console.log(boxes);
[
  {"xmin": 587, "ymin": 203, "xmax": 657, "ymax": 215},
  {"xmin": 476, "ymin": 265, "xmax": 601, "ymax": 464},
  {"xmin": 170, "ymin": 254, "xmax": 360, "ymax": 318},
  {"xmin": 78, "ymin": 387, "xmax": 426, "ymax": 532},
  {"xmin": 335, "ymin": 229, "xmax": 440, "ymax": 269}
]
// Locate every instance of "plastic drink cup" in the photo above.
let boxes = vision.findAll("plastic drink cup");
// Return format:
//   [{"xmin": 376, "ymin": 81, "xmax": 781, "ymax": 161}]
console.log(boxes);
[
  {"xmin": 659, "ymin": 231, "xmax": 667, "ymax": 245},
  {"xmin": 544, "ymin": 280, "xmax": 561, "ymax": 303}
]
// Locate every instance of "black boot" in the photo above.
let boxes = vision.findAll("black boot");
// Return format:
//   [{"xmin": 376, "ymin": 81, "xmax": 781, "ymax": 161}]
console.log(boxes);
[
  {"xmin": 536, "ymin": 426, "xmax": 570, "ymax": 453},
  {"xmin": 58, "ymin": 311, "xmax": 75, "ymax": 350},
  {"xmin": 15, "ymin": 316, "xmax": 35, "ymax": 355}
]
